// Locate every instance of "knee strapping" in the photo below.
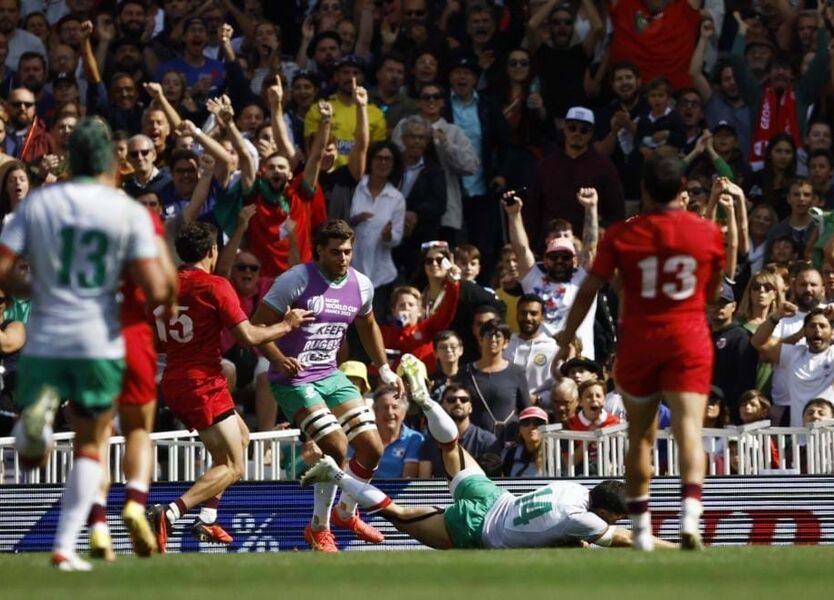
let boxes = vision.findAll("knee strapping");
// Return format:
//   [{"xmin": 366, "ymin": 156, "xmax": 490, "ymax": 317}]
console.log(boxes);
[
  {"xmin": 299, "ymin": 409, "xmax": 341, "ymax": 442},
  {"xmin": 337, "ymin": 405, "xmax": 376, "ymax": 442}
]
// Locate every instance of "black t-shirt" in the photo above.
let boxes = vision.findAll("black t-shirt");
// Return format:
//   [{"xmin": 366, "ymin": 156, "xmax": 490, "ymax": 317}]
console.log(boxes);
[
  {"xmin": 455, "ymin": 361, "xmax": 530, "ymax": 445},
  {"xmin": 534, "ymin": 44, "xmax": 589, "ymax": 122},
  {"xmin": 320, "ymin": 165, "xmax": 359, "ymax": 222},
  {"xmin": 712, "ymin": 322, "xmax": 758, "ymax": 422}
]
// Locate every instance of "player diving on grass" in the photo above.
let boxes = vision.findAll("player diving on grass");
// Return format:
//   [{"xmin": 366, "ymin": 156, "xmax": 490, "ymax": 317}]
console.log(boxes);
[
  {"xmin": 251, "ymin": 219, "xmax": 405, "ymax": 552},
  {"xmin": 148, "ymin": 222, "xmax": 313, "ymax": 552},
  {"xmin": 303, "ymin": 353, "xmax": 674, "ymax": 550}
]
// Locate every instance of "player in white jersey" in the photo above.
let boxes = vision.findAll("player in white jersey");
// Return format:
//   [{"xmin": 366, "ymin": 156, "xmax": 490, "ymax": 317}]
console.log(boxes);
[
  {"xmin": 0, "ymin": 118, "xmax": 172, "ymax": 571},
  {"xmin": 303, "ymin": 354, "xmax": 674, "ymax": 550}
]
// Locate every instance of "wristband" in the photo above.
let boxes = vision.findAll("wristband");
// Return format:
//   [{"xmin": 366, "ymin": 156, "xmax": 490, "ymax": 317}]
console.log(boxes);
[{"xmin": 379, "ymin": 363, "xmax": 397, "ymax": 385}]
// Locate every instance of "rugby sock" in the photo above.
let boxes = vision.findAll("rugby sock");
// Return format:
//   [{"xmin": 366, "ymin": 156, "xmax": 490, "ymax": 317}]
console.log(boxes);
[
  {"xmin": 124, "ymin": 480, "xmax": 149, "ymax": 507},
  {"xmin": 419, "ymin": 398, "xmax": 458, "ymax": 444},
  {"xmin": 681, "ymin": 483, "xmax": 703, "ymax": 534},
  {"xmin": 311, "ymin": 482, "xmax": 337, "ymax": 531},
  {"xmin": 626, "ymin": 496, "xmax": 651, "ymax": 534},
  {"xmin": 53, "ymin": 454, "xmax": 103, "ymax": 556},
  {"xmin": 165, "ymin": 498, "xmax": 187, "ymax": 525},
  {"xmin": 336, "ymin": 458, "xmax": 375, "ymax": 518},
  {"xmin": 198, "ymin": 495, "xmax": 221, "ymax": 524},
  {"xmin": 331, "ymin": 469, "xmax": 392, "ymax": 514},
  {"xmin": 86, "ymin": 492, "xmax": 108, "ymax": 532}
]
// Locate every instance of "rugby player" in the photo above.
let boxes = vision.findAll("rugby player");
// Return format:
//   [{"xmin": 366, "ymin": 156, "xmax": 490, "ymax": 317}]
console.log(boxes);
[
  {"xmin": 148, "ymin": 222, "xmax": 312, "ymax": 552},
  {"xmin": 554, "ymin": 157, "xmax": 726, "ymax": 550},
  {"xmin": 0, "ymin": 118, "xmax": 172, "ymax": 571},
  {"xmin": 251, "ymin": 219, "xmax": 405, "ymax": 552},
  {"xmin": 302, "ymin": 354, "xmax": 674, "ymax": 550}
]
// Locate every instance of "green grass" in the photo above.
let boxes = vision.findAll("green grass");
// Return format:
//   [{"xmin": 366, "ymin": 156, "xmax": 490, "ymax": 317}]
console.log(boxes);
[{"xmin": 2, "ymin": 547, "xmax": 833, "ymax": 600}]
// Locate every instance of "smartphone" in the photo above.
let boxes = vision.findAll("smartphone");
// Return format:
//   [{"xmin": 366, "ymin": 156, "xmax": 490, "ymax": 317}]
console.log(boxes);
[
  {"xmin": 440, "ymin": 257, "xmax": 452, "ymax": 270},
  {"xmin": 502, "ymin": 187, "xmax": 527, "ymax": 206}
]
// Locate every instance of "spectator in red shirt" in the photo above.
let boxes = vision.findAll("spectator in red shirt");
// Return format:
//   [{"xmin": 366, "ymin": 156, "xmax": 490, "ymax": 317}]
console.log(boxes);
[
  {"xmin": 568, "ymin": 379, "xmax": 622, "ymax": 432},
  {"xmin": 381, "ymin": 264, "xmax": 462, "ymax": 373},
  {"xmin": 608, "ymin": 0, "xmax": 701, "ymax": 90}
]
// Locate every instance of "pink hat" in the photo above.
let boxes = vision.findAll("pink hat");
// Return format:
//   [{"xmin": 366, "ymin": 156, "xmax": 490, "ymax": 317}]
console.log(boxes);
[
  {"xmin": 519, "ymin": 406, "xmax": 549, "ymax": 423},
  {"xmin": 545, "ymin": 238, "xmax": 576, "ymax": 256}
]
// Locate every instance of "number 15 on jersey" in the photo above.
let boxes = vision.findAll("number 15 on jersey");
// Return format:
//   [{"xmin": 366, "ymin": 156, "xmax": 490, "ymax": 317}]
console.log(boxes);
[{"xmin": 153, "ymin": 305, "xmax": 194, "ymax": 343}]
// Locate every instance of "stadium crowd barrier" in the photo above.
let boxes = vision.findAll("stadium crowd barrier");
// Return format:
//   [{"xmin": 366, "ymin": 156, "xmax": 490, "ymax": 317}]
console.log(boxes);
[
  {"xmin": 2, "ymin": 477, "xmax": 832, "ymax": 552},
  {"xmin": 0, "ymin": 429, "xmax": 302, "ymax": 484},
  {"xmin": 540, "ymin": 420, "xmax": 834, "ymax": 477}
]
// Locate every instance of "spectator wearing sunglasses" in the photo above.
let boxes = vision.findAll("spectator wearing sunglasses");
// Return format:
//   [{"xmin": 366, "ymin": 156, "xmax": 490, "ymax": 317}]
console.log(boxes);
[
  {"xmin": 524, "ymin": 107, "xmax": 624, "ymax": 250},
  {"xmin": 122, "ymin": 133, "xmax": 172, "ymax": 198},
  {"xmin": 501, "ymin": 406, "xmax": 548, "ymax": 477},
  {"xmin": 417, "ymin": 381, "xmax": 501, "ymax": 478},
  {"xmin": 5, "ymin": 86, "xmax": 52, "ymax": 162}
]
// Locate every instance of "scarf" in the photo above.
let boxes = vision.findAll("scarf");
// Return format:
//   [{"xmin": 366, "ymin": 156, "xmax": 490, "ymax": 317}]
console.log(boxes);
[{"xmin": 749, "ymin": 84, "xmax": 800, "ymax": 169}]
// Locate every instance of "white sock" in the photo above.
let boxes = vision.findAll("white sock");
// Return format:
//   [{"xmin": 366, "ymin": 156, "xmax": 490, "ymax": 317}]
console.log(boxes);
[
  {"xmin": 420, "ymin": 398, "xmax": 458, "ymax": 444},
  {"xmin": 53, "ymin": 457, "xmax": 102, "ymax": 556},
  {"xmin": 199, "ymin": 506, "xmax": 218, "ymax": 523},
  {"xmin": 165, "ymin": 502, "xmax": 182, "ymax": 525},
  {"xmin": 630, "ymin": 510, "xmax": 651, "ymax": 534},
  {"xmin": 336, "ymin": 464, "xmax": 369, "ymax": 518},
  {"xmin": 681, "ymin": 497, "xmax": 703, "ymax": 534},
  {"xmin": 311, "ymin": 482, "xmax": 337, "ymax": 531},
  {"xmin": 332, "ymin": 470, "xmax": 391, "ymax": 513}
]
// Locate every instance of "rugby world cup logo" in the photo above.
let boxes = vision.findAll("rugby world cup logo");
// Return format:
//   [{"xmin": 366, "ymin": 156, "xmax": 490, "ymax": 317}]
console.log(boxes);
[{"xmin": 307, "ymin": 295, "xmax": 325, "ymax": 315}]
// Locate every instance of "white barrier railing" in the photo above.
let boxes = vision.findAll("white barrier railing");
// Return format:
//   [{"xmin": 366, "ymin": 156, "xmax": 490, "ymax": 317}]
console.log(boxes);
[
  {"xmin": 0, "ymin": 429, "xmax": 301, "ymax": 485},
  {"xmin": 541, "ymin": 420, "xmax": 834, "ymax": 477}
]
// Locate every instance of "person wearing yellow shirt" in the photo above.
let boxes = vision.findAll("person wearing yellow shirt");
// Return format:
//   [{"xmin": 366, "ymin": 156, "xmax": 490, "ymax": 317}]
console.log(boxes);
[{"xmin": 304, "ymin": 55, "xmax": 386, "ymax": 168}]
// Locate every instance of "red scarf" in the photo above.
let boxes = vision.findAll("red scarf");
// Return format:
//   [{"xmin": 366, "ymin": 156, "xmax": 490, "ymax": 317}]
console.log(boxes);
[{"xmin": 749, "ymin": 84, "xmax": 800, "ymax": 168}]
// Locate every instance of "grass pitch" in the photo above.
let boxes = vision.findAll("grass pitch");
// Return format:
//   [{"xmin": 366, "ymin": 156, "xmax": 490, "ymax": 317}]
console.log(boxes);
[{"xmin": 2, "ymin": 546, "xmax": 832, "ymax": 600}]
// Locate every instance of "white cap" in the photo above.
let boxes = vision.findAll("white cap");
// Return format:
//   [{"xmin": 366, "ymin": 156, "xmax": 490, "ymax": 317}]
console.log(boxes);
[{"xmin": 565, "ymin": 106, "xmax": 594, "ymax": 126}]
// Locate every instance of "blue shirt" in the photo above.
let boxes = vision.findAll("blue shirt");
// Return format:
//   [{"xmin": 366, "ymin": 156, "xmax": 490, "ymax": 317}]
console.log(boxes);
[
  {"xmin": 450, "ymin": 91, "xmax": 486, "ymax": 197},
  {"xmin": 375, "ymin": 424, "xmax": 424, "ymax": 478},
  {"xmin": 155, "ymin": 57, "xmax": 225, "ymax": 98}
]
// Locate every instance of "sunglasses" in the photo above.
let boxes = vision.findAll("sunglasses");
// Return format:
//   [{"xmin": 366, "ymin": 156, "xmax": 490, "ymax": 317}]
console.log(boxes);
[
  {"xmin": 551, "ymin": 18, "xmax": 573, "ymax": 26},
  {"xmin": 520, "ymin": 419, "xmax": 544, "ymax": 427},
  {"xmin": 129, "ymin": 148, "xmax": 152, "ymax": 158},
  {"xmin": 11, "ymin": 101, "xmax": 34, "ymax": 108},
  {"xmin": 234, "ymin": 263, "xmax": 260, "ymax": 272},
  {"xmin": 444, "ymin": 395, "xmax": 471, "ymax": 404},
  {"xmin": 751, "ymin": 282, "xmax": 773, "ymax": 292},
  {"xmin": 425, "ymin": 256, "xmax": 446, "ymax": 266},
  {"xmin": 566, "ymin": 123, "xmax": 591, "ymax": 135},
  {"xmin": 687, "ymin": 186, "xmax": 705, "ymax": 195},
  {"xmin": 420, "ymin": 92, "xmax": 443, "ymax": 101},
  {"xmin": 508, "ymin": 59, "xmax": 530, "ymax": 68}
]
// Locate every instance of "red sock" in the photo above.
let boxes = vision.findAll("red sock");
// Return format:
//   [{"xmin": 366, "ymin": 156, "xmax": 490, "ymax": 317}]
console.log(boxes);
[
  {"xmin": 626, "ymin": 497, "xmax": 650, "ymax": 515},
  {"xmin": 125, "ymin": 487, "xmax": 148, "ymax": 507},
  {"xmin": 174, "ymin": 497, "xmax": 188, "ymax": 515},
  {"xmin": 348, "ymin": 457, "xmax": 376, "ymax": 480},
  {"xmin": 682, "ymin": 482, "xmax": 702, "ymax": 502},
  {"xmin": 203, "ymin": 495, "xmax": 221, "ymax": 509},
  {"xmin": 87, "ymin": 503, "xmax": 107, "ymax": 527}
]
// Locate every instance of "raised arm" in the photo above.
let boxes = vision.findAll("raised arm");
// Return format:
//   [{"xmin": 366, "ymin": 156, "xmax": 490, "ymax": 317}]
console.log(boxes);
[
  {"xmin": 144, "ymin": 81, "xmax": 183, "ymax": 130},
  {"xmin": 80, "ymin": 20, "xmax": 102, "ymax": 85},
  {"xmin": 349, "ymin": 80, "xmax": 369, "ymax": 181},
  {"xmin": 502, "ymin": 192, "xmax": 536, "ymax": 278},
  {"xmin": 216, "ymin": 205, "xmax": 257, "ymax": 278},
  {"xmin": 267, "ymin": 75, "xmax": 297, "ymax": 164},
  {"xmin": 354, "ymin": 0, "xmax": 374, "ymax": 60},
  {"xmin": 219, "ymin": 0, "xmax": 254, "ymax": 39},
  {"xmin": 211, "ymin": 94, "xmax": 257, "ymax": 192},
  {"xmin": 295, "ymin": 16, "xmax": 315, "ymax": 70},
  {"xmin": 527, "ymin": 0, "xmax": 558, "ymax": 53},
  {"xmin": 302, "ymin": 100, "xmax": 332, "ymax": 191},
  {"xmin": 577, "ymin": 187, "xmax": 599, "ymax": 268},
  {"xmin": 181, "ymin": 153, "xmax": 217, "ymax": 225},
  {"xmin": 177, "ymin": 119, "xmax": 233, "ymax": 188},
  {"xmin": 718, "ymin": 190, "xmax": 738, "ymax": 280},
  {"xmin": 690, "ymin": 19, "xmax": 715, "ymax": 102},
  {"xmin": 751, "ymin": 302, "xmax": 797, "ymax": 363},
  {"xmin": 580, "ymin": 0, "xmax": 605, "ymax": 57}
]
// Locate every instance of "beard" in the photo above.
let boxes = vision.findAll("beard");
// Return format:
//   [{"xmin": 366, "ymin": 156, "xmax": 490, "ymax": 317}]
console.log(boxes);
[
  {"xmin": 22, "ymin": 79, "xmax": 44, "ymax": 94},
  {"xmin": 547, "ymin": 266, "xmax": 574, "ymax": 282}
]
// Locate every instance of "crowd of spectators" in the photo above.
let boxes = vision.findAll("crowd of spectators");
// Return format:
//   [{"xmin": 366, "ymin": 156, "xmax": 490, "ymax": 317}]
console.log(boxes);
[{"xmin": 2, "ymin": 0, "xmax": 834, "ymax": 479}]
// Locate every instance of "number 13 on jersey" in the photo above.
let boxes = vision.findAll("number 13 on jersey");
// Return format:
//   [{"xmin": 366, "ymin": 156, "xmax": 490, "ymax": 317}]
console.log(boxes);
[{"xmin": 637, "ymin": 255, "xmax": 697, "ymax": 300}]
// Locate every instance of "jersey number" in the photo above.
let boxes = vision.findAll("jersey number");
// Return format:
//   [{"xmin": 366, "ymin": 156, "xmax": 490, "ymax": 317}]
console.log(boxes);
[
  {"xmin": 153, "ymin": 306, "xmax": 194, "ymax": 343},
  {"xmin": 637, "ymin": 255, "xmax": 697, "ymax": 300},
  {"xmin": 57, "ymin": 226, "xmax": 109, "ymax": 289},
  {"xmin": 512, "ymin": 488, "xmax": 553, "ymax": 527}
]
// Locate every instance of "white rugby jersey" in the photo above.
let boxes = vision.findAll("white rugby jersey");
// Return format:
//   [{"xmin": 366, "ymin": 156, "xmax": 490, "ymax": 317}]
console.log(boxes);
[
  {"xmin": 0, "ymin": 180, "xmax": 158, "ymax": 359},
  {"xmin": 481, "ymin": 481, "xmax": 609, "ymax": 549}
]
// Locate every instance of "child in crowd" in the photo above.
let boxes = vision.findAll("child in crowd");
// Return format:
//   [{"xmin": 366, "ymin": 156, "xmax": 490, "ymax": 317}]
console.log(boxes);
[
  {"xmin": 738, "ymin": 390, "xmax": 772, "ymax": 424},
  {"xmin": 636, "ymin": 77, "xmax": 686, "ymax": 157},
  {"xmin": 454, "ymin": 244, "xmax": 482, "ymax": 283}
]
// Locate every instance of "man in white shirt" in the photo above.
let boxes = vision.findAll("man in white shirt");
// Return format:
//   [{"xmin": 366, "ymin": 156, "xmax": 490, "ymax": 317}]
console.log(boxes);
[
  {"xmin": 0, "ymin": 0, "xmax": 46, "ymax": 70},
  {"xmin": 302, "ymin": 353, "xmax": 675, "ymax": 550},
  {"xmin": 752, "ymin": 304, "xmax": 834, "ymax": 427},
  {"xmin": 504, "ymin": 293, "xmax": 557, "ymax": 400},
  {"xmin": 504, "ymin": 187, "xmax": 599, "ymax": 358}
]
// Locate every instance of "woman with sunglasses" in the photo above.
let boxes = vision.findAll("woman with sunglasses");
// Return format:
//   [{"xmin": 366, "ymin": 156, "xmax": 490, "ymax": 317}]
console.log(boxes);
[
  {"xmin": 415, "ymin": 241, "xmax": 505, "ymax": 361},
  {"xmin": 500, "ymin": 405, "xmax": 548, "ymax": 477},
  {"xmin": 736, "ymin": 271, "xmax": 784, "ymax": 393}
]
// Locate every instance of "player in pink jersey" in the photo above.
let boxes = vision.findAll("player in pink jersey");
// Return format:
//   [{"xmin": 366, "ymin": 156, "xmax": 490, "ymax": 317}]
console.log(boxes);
[
  {"xmin": 554, "ymin": 157, "xmax": 726, "ymax": 551},
  {"xmin": 148, "ymin": 222, "xmax": 312, "ymax": 552}
]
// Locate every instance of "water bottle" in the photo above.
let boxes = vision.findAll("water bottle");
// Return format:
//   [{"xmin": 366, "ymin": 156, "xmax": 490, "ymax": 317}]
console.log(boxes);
[{"xmin": 395, "ymin": 311, "xmax": 410, "ymax": 328}]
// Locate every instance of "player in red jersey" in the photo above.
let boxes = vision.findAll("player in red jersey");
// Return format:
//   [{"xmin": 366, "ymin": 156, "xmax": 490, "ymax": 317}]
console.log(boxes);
[
  {"xmin": 148, "ymin": 222, "xmax": 312, "ymax": 552},
  {"xmin": 87, "ymin": 202, "xmax": 178, "ymax": 561},
  {"xmin": 549, "ymin": 156, "xmax": 726, "ymax": 551}
]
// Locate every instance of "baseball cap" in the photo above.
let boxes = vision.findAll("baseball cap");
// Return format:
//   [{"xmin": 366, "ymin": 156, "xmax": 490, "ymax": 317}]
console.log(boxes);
[
  {"xmin": 334, "ymin": 54, "xmax": 367, "ymax": 73},
  {"xmin": 447, "ymin": 49, "xmax": 481, "ymax": 77},
  {"xmin": 545, "ymin": 237, "xmax": 576, "ymax": 256},
  {"xmin": 712, "ymin": 120, "xmax": 736, "ymax": 136},
  {"xmin": 560, "ymin": 356, "xmax": 603, "ymax": 378},
  {"xmin": 565, "ymin": 106, "xmax": 594, "ymax": 126},
  {"xmin": 519, "ymin": 406, "xmax": 549, "ymax": 423},
  {"xmin": 338, "ymin": 361, "xmax": 371, "ymax": 394},
  {"xmin": 719, "ymin": 281, "xmax": 735, "ymax": 303}
]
